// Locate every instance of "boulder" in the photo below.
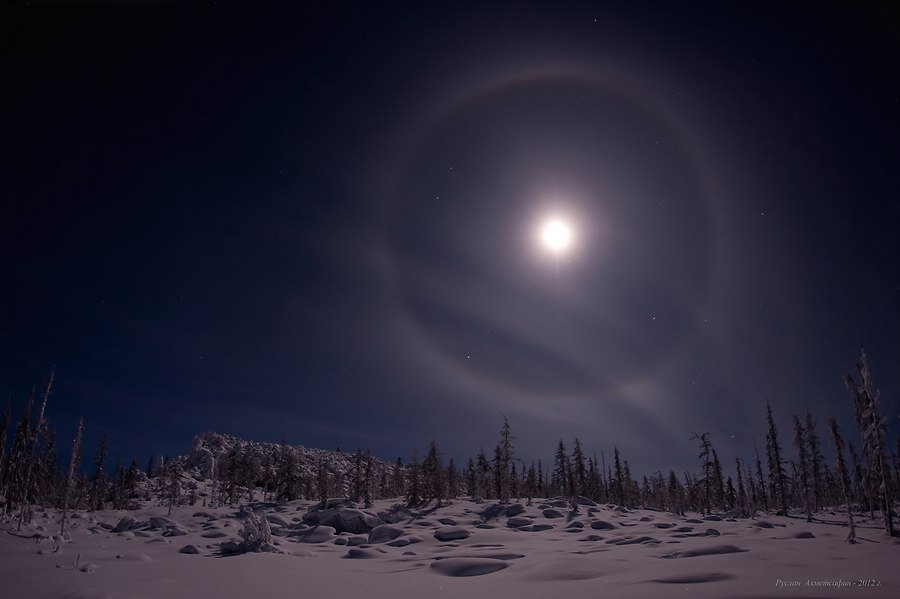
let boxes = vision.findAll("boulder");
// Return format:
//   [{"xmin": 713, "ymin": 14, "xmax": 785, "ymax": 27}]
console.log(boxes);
[{"xmin": 434, "ymin": 526, "xmax": 470, "ymax": 541}]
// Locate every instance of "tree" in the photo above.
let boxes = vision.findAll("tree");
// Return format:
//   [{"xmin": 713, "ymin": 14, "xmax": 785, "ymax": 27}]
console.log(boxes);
[
  {"xmin": 735, "ymin": 457, "xmax": 749, "ymax": 516},
  {"xmin": 275, "ymin": 440, "xmax": 300, "ymax": 501},
  {"xmin": 422, "ymin": 441, "xmax": 445, "ymax": 503},
  {"xmin": 90, "ymin": 435, "xmax": 109, "ymax": 511},
  {"xmin": 792, "ymin": 416, "xmax": 812, "ymax": 521},
  {"xmin": 845, "ymin": 350, "xmax": 895, "ymax": 537},
  {"xmin": 572, "ymin": 438, "xmax": 586, "ymax": 497},
  {"xmin": 805, "ymin": 409, "xmax": 825, "ymax": 512},
  {"xmin": 59, "ymin": 418, "xmax": 84, "ymax": 538},
  {"xmin": 753, "ymin": 441, "xmax": 768, "ymax": 512},
  {"xmin": 160, "ymin": 458, "xmax": 183, "ymax": 516},
  {"xmin": 552, "ymin": 440, "xmax": 568, "ymax": 498},
  {"xmin": 690, "ymin": 432, "xmax": 715, "ymax": 514},
  {"xmin": 765, "ymin": 401, "xmax": 789, "ymax": 515},
  {"xmin": 495, "ymin": 417, "xmax": 514, "ymax": 503},
  {"xmin": 828, "ymin": 417, "xmax": 857, "ymax": 543},
  {"xmin": 406, "ymin": 449, "xmax": 422, "ymax": 506},
  {"xmin": 447, "ymin": 458, "xmax": 459, "ymax": 499}
]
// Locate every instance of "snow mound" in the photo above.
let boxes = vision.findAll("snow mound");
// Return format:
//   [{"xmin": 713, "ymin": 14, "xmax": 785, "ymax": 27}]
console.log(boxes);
[
  {"xmin": 652, "ymin": 572, "xmax": 736, "ymax": 583},
  {"xmin": 429, "ymin": 557, "xmax": 509, "ymax": 577},
  {"xmin": 434, "ymin": 526, "xmax": 470, "ymax": 541},
  {"xmin": 659, "ymin": 544, "xmax": 749, "ymax": 558}
]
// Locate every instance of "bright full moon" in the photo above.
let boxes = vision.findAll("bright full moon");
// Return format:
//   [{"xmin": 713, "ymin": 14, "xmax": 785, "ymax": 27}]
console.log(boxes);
[{"xmin": 539, "ymin": 218, "xmax": 573, "ymax": 253}]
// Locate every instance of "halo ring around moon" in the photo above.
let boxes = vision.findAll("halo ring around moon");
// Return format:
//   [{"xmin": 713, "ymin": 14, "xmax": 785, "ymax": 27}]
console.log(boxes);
[{"xmin": 379, "ymin": 66, "xmax": 720, "ymax": 404}]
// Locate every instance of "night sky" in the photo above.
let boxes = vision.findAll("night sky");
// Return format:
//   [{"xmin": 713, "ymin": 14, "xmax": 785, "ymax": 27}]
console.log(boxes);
[{"xmin": 3, "ymin": 2, "xmax": 899, "ymax": 475}]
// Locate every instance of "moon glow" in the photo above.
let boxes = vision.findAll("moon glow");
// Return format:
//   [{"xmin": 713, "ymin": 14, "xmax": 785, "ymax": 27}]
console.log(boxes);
[{"xmin": 539, "ymin": 218, "xmax": 573, "ymax": 254}]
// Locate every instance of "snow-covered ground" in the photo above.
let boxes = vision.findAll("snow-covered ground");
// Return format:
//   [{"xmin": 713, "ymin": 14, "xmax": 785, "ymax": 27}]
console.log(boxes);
[{"xmin": 2, "ymin": 498, "xmax": 898, "ymax": 599}]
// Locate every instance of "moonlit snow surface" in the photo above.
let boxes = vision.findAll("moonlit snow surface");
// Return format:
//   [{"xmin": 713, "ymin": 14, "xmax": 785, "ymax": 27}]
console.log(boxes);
[{"xmin": 2, "ymin": 498, "xmax": 898, "ymax": 599}]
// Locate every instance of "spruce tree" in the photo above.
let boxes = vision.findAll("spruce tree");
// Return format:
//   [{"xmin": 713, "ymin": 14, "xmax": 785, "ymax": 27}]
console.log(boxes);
[
  {"xmin": 828, "ymin": 417, "xmax": 857, "ymax": 543},
  {"xmin": 552, "ymin": 440, "xmax": 568, "ymax": 497},
  {"xmin": 59, "ymin": 418, "xmax": 84, "ymax": 538},
  {"xmin": 572, "ymin": 438, "xmax": 586, "ymax": 497},
  {"xmin": 805, "ymin": 409, "xmax": 824, "ymax": 511},
  {"xmin": 423, "ymin": 441, "xmax": 444, "ymax": 503},
  {"xmin": 447, "ymin": 457, "xmax": 459, "ymax": 499},
  {"xmin": 765, "ymin": 401, "xmax": 789, "ymax": 514},
  {"xmin": 90, "ymin": 435, "xmax": 109, "ymax": 511},
  {"xmin": 844, "ymin": 350, "xmax": 894, "ymax": 536},
  {"xmin": 792, "ymin": 416, "xmax": 812, "ymax": 521}
]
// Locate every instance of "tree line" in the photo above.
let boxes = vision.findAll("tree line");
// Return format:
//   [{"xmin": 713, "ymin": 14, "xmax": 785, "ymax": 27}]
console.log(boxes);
[{"xmin": 1, "ymin": 350, "xmax": 896, "ymax": 540}]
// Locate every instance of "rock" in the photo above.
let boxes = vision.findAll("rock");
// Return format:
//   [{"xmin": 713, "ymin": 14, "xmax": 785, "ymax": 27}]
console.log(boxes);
[
  {"xmin": 368, "ymin": 525, "xmax": 405, "ymax": 544},
  {"xmin": 504, "ymin": 504, "xmax": 526, "ymax": 517},
  {"xmin": 112, "ymin": 517, "xmax": 140, "ymax": 533},
  {"xmin": 347, "ymin": 536, "xmax": 368, "ymax": 546},
  {"xmin": 566, "ymin": 521, "xmax": 585, "ymax": 528},
  {"xmin": 304, "ymin": 507, "xmax": 381, "ymax": 534},
  {"xmin": 542, "ymin": 509, "xmax": 564, "ymax": 519},
  {"xmin": 148, "ymin": 516, "xmax": 173, "ymax": 529},
  {"xmin": 705, "ymin": 528, "xmax": 721, "ymax": 536},
  {"xmin": 333, "ymin": 537, "xmax": 348, "ymax": 545},
  {"xmin": 163, "ymin": 525, "xmax": 189, "ymax": 537},
  {"xmin": 179, "ymin": 544, "xmax": 201, "ymax": 554},
  {"xmin": 703, "ymin": 515, "xmax": 723, "ymax": 522},
  {"xmin": 434, "ymin": 526, "xmax": 471, "ymax": 541},
  {"xmin": 507, "ymin": 516, "xmax": 533, "ymax": 528},
  {"xmin": 590, "ymin": 520, "xmax": 615, "ymax": 530},
  {"xmin": 438, "ymin": 517, "xmax": 457, "ymax": 525},
  {"xmin": 291, "ymin": 525, "xmax": 336, "ymax": 543}
]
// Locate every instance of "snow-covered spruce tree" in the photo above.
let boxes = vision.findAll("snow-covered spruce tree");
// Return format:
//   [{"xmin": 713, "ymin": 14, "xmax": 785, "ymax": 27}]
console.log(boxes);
[
  {"xmin": 161, "ymin": 458, "xmax": 183, "ymax": 516},
  {"xmin": 667, "ymin": 470, "xmax": 684, "ymax": 515},
  {"xmin": 765, "ymin": 401, "xmax": 789, "ymax": 515},
  {"xmin": 752, "ymin": 441, "xmax": 768, "ymax": 512},
  {"xmin": 711, "ymin": 448, "xmax": 725, "ymax": 510},
  {"xmin": 363, "ymin": 451, "xmax": 373, "ymax": 508},
  {"xmin": 447, "ymin": 457, "xmax": 459, "ymax": 499},
  {"xmin": 690, "ymin": 432, "xmax": 715, "ymax": 514},
  {"xmin": 496, "ymin": 417, "xmax": 514, "ymax": 503},
  {"xmin": 422, "ymin": 441, "xmax": 444, "ymax": 503},
  {"xmin": 3, "ymin": 394, "xmax": 32, "ymax": 512},
  {"xmin": 613, "ymin": 448, "xmax": 626, "ymax": 506},
  {"xmin": 735, "ymin": 457, "xmax": 749, "ymax": 517},
  {"xmin": 59, "ymin": 418, "xmax": 84, "ymax": 538},
  {"xmin": 845, "ymin": 350, "xmax": 895, "ymax": 536},
  {"xmin": 465, "ymin": 458, "xmax": 476, "ymax": 497},
  {"xmin": 391, "ymin": 457, "xmax": 404, "ymax": 498},
  {"xmin": 36, "ymin": 428, "xmax": 58, "ymax": 508},
  {"xmin": 828, "ymin": 417, "xmax": 857, "ymax": 543},
  {"xmin": 525, "ymin": 461, "xmax": 537, "ymax": 501},
  {"xmin": 586, "ymin": 457, "xmax": 599, "ymax": 502},
  {"xmin": 406, "ymin": 449, "xmax": 422, "ymax": 506},
  {"xmin": 275, "ymin": 440, "xmax": 299, "ymax": 501},
  {"xmin": 572, "ymin": 438, "xmax": 586, "ymax": 497},
  {"xmin": 90, "ymin": 435, "xmax": 108, "ymax": 511},
  {"xmin": 350, "ymin": 449, "xmax": 365, "ymax": 502},
  {"xmin": 805, "ymin": 409, "xmax": 825, "ymax": 512},
  {"xmin": 315, "ymin": 457, "xmax": 330, "ymax": 506},
  {"xmin": 552, "ymin": 440, "xmax": 568, "ymax": 498},
  {"xmin": 475, "ymin": 448, "xmax": 489, "ymax": 500},
  {"xmin": 792, "ymin": 416, "xmax": 812, "ymax": 521}
]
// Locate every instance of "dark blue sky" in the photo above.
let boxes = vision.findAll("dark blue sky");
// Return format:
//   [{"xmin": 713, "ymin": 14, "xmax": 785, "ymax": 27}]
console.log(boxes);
[{"xmin": 2, "ymin": 1, "xmax": 898, "ymax": 475}]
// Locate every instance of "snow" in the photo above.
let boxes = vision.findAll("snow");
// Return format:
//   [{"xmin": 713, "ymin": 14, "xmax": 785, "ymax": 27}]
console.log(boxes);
[{"xmin": 2, "ymin": 498, "xmax": 899, "ymax": 599}]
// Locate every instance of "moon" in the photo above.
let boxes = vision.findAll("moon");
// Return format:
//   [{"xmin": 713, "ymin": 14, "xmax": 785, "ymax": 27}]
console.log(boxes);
[{"xmin": 539, "ymin": 218, "xmax": 573, "ymax": 254}]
